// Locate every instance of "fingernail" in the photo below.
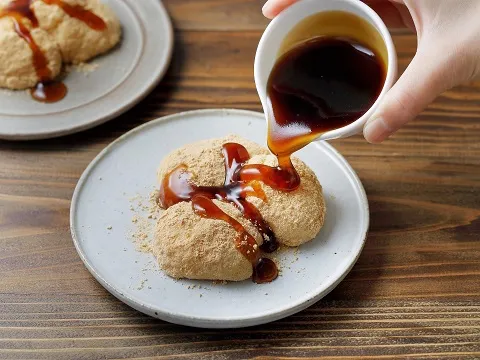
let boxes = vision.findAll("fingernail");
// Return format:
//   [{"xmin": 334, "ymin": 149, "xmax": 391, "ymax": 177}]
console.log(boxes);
[
  {"xmin": 262, "ymin": 1, "xmax": 274, "ymax": 18},
  {"xmin": 363, "ymin": 117, "xmax": 392, "ymax": 144}
]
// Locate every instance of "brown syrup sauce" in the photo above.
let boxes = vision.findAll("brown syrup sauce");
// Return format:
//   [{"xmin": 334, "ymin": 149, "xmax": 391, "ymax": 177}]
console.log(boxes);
[
  {"xmin": 267, "ymin": 36, "xmax": 385, "ymax": 156},
  {"xmin": 0, "ymin": 0, "xmax": 106, "ymax": 103},
  {"xmin": 158, "ymin": 18, "xmax": 385, "ymax": 283},
  {"xmin": 42, "ymin": 0, "xmax": 106, "ymax": 30}
]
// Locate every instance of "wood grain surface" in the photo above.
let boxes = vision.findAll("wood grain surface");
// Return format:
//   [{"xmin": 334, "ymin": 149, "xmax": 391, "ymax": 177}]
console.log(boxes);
[{"xmin": 0, "ymin": 0, "xmax": 479, "ymax": 359}]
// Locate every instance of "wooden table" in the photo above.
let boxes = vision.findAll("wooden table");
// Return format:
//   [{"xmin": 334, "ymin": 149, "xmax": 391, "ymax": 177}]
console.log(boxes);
[{"xmin": 1, "ymin": 1, "xmax": 479, "ymax": 358}]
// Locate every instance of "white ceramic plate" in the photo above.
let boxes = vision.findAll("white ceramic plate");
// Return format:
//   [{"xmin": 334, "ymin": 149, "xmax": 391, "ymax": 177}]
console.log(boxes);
[
  {"xmin": 0, "ymin": 0, "xmax": 173, "ymax": 140},
  {"xmin": 70, "ymin": 109, "xmax": 369, "ymax": 328}
]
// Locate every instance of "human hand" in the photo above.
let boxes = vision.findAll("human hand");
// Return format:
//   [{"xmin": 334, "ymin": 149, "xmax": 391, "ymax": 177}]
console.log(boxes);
[{"xmin": 262, "ymin": 0, "xmax": 480, "ymax": 143}]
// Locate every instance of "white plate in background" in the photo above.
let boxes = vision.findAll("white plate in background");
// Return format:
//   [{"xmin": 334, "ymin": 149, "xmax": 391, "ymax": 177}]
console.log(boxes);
[
  {"xmin": 0, "ymin": 0, "xmax": 173, "ymax": 140},
  {"xmin": 70, "ymin": 109, "xmax": 369, "ymax": 328}
]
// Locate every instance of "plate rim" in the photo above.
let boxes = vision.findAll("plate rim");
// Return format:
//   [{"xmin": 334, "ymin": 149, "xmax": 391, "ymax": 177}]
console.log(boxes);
[
  {"xmin": 0, "ymin": 0, "xmax": 174, "ymax": 141},
  {"xmin": 70, "ymin": 108, "xmax": 369, "ymax": 328}
]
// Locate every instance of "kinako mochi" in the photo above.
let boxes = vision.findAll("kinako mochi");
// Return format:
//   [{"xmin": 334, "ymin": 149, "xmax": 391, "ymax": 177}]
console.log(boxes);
[
  {"xmin": 152, "ymin": 135, "xmax": 326, "ymax": 282},
  {"xmin": 0, "ymin": 0, "xmax": 121, "ymax": 90}
]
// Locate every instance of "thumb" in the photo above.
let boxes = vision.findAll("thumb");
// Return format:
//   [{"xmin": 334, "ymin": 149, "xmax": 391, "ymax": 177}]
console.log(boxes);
[{"xmin": 364, "ymin": 45, "xmax": 454, "ymax": 143}]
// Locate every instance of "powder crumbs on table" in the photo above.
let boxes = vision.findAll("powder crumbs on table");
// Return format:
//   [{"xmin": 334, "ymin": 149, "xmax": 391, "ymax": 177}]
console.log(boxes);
[
  {"xmin": 141, "ymin": 260, "xmax": 158, "ymax": 274},
  {"xmin": 0, "ymin": 89, "xmax": 13, "ymax": 96},
  {"xmin": 128, "ymin": 190, "xmax": 162, "ymax": 253},
  {"xmin": 65, "ymin": 62, "xmax": 100, "ymax": 76},
  {"xmin": 292, "ymin": 247, "xmax": 300, "ymax": 264},
  {"xmin": 137, "ymin": 279, "xmax": 148, "ymax": 290},
  {"xmin": 212, "ymin": 280, "xmax": 228, "ymax": 285}
]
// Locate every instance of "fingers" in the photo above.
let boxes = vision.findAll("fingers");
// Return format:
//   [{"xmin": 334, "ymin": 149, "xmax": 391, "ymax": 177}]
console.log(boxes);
[
  {"xmin": 363, "ymin": 46, "xmax": 451, "ymax": 143},
  {"xmin": 262, "ymin": 0, "xmax": 299, "ymax": 19}
]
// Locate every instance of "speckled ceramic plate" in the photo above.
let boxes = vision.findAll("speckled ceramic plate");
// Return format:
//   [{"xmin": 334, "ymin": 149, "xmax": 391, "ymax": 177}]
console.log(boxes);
[
  {"xmin": 0, "ymin": 0, "xmax": 173, "ymax": 140},
  {"xmin": 70, "ymin": 109, "xmax": 369, "ymax": 328}
]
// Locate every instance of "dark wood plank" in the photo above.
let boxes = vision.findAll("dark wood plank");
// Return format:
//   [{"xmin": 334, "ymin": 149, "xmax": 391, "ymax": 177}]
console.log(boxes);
[
  {"xmin": 0, "ymin": 295, "xmax": 478, "ymax": 359},
  {"xmin": 0, "ymin": 0, "xmax": 479, "ymax": 358},
  {"xmin": 163, "ymin": 0, "xmax": 269, "ymax": 31}
]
